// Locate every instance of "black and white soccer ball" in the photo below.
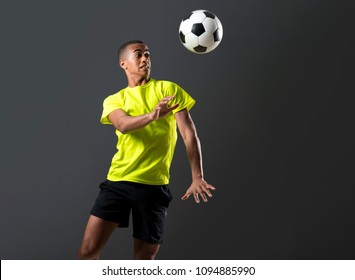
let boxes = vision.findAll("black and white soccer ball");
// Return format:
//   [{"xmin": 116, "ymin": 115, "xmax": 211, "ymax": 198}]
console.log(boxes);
[{"xmin": 179, "ymin": 10, "xmax": 223, "ymax": 54}]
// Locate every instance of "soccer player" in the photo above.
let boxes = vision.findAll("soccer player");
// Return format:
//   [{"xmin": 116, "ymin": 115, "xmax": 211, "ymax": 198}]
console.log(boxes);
[{"xmin": 78, "ymin": 40, "xmax": 215, "ymax": 260}]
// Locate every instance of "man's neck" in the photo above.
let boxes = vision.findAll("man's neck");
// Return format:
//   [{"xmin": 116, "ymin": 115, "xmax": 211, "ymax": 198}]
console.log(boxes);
[{"xmin": 127, "ymin": 75, "xmax": 150, "ymax": 88}]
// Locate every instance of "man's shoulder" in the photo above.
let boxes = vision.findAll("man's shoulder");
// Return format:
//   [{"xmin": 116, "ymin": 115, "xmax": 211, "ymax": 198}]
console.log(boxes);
[
  {"xmin": 102, "ymin": 88, "xmax": 126, "ymax": 106},
  {"xmin": 105, "ymin": 88, "xmax": 125, "ymax": 98},
  {"xmin": 151, "ymin": 79, "xmax": 181, "ymax": 89}
]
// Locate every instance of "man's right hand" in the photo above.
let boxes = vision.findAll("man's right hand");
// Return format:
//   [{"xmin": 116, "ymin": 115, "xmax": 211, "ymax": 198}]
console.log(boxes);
[{"xmin": 150, "ymin": 95, "xmax": 179, "ymax": 120}]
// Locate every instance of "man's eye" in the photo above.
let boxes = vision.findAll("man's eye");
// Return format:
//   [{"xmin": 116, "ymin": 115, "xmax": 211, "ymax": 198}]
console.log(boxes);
[{"xmin": 136, "ymin": 53, "xmax": 142, "ymax": 58}]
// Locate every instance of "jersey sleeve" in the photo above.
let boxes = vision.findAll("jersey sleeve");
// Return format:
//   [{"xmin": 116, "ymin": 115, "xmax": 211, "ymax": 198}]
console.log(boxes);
[
  {"xmin": 100, "ymin": 93, "xmax": 123, "ymax": 124},
  {"xmin": 169, "ymin": 83, "xmax": 196, "ymax": 114}
]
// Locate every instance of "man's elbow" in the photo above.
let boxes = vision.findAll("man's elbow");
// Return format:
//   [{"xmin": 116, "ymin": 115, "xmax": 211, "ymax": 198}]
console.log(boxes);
[
  {"xmin": 113, "ymin": 122, "xmax": 129, "ymax": 134},
  {"xmin": 118, "ymin": 128, "xmax": 129, "ymax": 134}
]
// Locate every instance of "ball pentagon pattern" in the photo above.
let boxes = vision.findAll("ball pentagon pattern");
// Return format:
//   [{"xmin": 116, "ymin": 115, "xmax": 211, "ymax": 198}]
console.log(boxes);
[{"xmin": 179, "ymin": 10, "xmax": 223, "ymax": 54}]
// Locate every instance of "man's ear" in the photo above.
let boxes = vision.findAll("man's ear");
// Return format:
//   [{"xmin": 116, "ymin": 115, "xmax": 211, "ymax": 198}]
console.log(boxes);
[{"xmin": 119, "ymin": 59, "xmax": 126, "ymax": 70}]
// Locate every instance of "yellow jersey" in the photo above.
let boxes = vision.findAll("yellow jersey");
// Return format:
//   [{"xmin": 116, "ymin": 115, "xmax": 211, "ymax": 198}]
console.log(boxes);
[{"xmin": 100, "ymin": 79, "xmax": 195, "ymax": 185}]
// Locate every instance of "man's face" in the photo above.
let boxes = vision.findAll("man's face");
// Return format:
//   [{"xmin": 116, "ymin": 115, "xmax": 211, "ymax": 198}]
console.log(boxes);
[{"xmin": 120, "ymin": 43, "xmax": 151, "ymax": 77}]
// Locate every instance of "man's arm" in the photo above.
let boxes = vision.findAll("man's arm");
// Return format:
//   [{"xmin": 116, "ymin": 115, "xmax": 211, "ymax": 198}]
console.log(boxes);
[
  {"xmin": 175, "ymin": 109, "xmax": 215, "ymax": 203},
  {"xmin": 109, "ymin": 95, "xmax": 179, "ymax": 134}
]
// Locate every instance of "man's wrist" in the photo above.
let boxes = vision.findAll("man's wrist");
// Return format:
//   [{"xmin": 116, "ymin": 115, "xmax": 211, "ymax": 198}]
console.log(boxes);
[
  {"xmin": 146, "ymin": 112, "xmax": 155, "ymax": 122},
  {"xmin": 192, "ymin": 174, "xmax": 203, "ymax": 180}
]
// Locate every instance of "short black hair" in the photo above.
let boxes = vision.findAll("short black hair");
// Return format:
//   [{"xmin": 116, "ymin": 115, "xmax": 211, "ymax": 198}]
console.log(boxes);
[{"xmin": 118, "ymin": 40, "xmax": 146, "ymax": 60}]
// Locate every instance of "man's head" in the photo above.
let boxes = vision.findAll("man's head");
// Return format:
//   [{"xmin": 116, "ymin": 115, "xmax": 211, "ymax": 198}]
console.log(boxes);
[
  {"xmin": 118, "ymin": 40, "xmax": 146, "ymax": 60},
  {"xmin": 118, "ymin": 40, "xmax": 151, "ymax": 78}
]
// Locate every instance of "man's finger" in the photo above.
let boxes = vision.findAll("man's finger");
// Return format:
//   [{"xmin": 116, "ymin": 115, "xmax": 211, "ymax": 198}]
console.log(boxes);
[
  {"xmin": 168, "ymin": 104, "xmax": 179, "ymax": 111},
  {"xmin": 207, "ymin": 184, "xmax": 216, "ymax": 190},
  {"xmin": 181, "ymin": 192, "xmax": 191, "ymax": 200},
  {"xmin": 205, "ymin": 189, "xmax": 213, "ymax": 197},
  {"xmin": 194, "ymin": 193, "xmax": 200, "ymax": 203},
  {"xmin": 201, "ymin": 193, "xmax": 208, "ymax": 203}
]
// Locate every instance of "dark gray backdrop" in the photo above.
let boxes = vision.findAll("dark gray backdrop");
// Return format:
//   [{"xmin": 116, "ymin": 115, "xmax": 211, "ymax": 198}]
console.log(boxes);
[{"xmin": 1, "ymin": 0, "xmax": 354, "ymax": 259}]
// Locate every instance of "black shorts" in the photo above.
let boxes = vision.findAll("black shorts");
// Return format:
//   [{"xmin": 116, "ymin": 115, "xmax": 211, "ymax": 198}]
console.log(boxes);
[{"xmin": 90, "ymin": 180, "xmax": 173, "ymax": 244}]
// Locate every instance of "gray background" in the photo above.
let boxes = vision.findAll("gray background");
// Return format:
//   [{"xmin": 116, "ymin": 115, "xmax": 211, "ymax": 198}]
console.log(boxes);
[{"xmin": 1, "ymin": 0, "xmax": 354, "ymax": 259}]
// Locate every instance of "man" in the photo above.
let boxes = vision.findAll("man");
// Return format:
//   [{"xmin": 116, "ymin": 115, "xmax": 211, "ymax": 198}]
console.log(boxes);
[{"xmin": 78, "ymin": 40, "xmax": 215, "ymax": 260}]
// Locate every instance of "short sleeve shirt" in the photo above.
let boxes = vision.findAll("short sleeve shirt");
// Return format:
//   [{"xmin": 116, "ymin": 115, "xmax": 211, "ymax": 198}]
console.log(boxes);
[{"xmin": 100, "ymin": 79, "xmax": 195, "ymax": 185}]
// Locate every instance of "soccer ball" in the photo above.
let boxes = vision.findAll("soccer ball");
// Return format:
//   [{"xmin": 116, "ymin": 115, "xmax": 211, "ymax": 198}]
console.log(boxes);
[{"xmin": 179, "ymin": 10, "xmax": 223, "ymax": 54}]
